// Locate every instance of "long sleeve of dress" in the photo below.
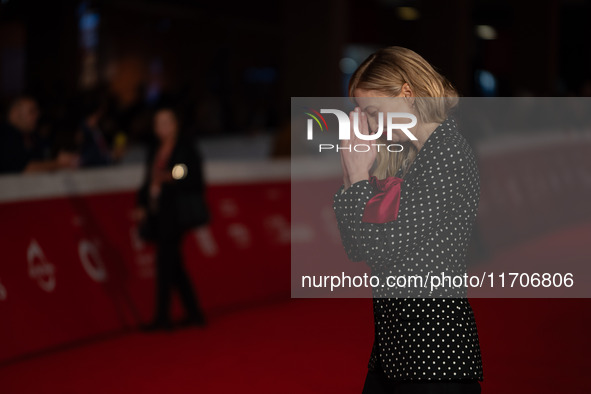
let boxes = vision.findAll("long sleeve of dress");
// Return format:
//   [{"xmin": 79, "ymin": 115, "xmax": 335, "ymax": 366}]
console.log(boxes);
[
  {"xmin": 332, "ymin": 138, "xmax": 479, "ymax": 273},
  {"xmin": 332, "ymin": 180, "xmax": 377, "ymax": 262}
]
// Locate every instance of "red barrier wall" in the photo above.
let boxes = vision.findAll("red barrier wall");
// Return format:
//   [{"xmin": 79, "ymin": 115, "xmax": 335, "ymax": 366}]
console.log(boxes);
[
  {"xmin": 0, "ymin": 164, "xmax": 291, "ymax": 363},
  {"xmin": 2, "ymin": 132, "xmax": 590, "ymax": 363}
]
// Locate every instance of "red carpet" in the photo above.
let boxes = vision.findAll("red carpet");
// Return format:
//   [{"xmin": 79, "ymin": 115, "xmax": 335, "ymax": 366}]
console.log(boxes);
[
  {"xmin": 1, "ymin": 221, "xmax": 591, "ymax": 393},
  {"xmin": 0, "ymin": 298, "xmax": 374, "ymax": 393},
  {"xmin": 0, "ymin": 297, "xmax": 590, "ymax": 393}
]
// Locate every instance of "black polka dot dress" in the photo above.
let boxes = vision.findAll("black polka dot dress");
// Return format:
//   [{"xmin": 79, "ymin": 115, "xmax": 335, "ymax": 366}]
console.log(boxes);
[{"xmin": 333, "ymin": 117, "xmax": 484, "ymax": 382}]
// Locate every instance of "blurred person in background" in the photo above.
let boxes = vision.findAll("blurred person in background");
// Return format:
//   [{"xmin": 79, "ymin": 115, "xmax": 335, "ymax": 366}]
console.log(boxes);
[
  {"xmin": 0, "ymin": 96, "xmax": 78, "ymax": 174},
  {"xmin": 134, "ymin": 107, "xmax": 209, "ymax": 331},
  {"xmin": 76, "ymin": 91, "xmax": 126, "ymax": 168}
]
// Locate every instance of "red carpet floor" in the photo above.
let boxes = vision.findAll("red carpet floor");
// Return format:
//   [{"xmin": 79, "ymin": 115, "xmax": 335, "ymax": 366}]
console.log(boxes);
[
  {"xmin": 2, "ymin": 221, "xmax": 591, "ymax": 393},
  {"xmin": 0, "ymin": 297, "xmax": 590, "ymax": 393}
]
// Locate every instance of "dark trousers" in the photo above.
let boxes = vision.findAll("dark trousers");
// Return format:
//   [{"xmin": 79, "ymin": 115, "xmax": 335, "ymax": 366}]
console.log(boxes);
[
  {"xmin": 153, "ymin": 227, "xmax": 204, "ymax": 324},
  {"xmin": 362, "ymin": 370, "xmax": 481, "ymax": 394}
]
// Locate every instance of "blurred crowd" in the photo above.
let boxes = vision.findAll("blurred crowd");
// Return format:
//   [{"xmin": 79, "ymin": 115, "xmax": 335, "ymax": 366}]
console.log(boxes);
[
  {"xmin": 0, "ymin": 90, "xmax": 130, "ymax": 174},
  {"xmin": 0, "ymin": 83, "xmax": 281, "ymax": 175}
]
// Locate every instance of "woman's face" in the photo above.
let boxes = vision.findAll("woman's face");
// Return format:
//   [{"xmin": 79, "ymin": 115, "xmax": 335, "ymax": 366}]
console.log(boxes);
[
  {"xmin": 353, "ymin": 88, "xmax": 414, "ymax": 143},
  {"xmin": 154, "ymin": 110, "xmax": 178, "ymax": 141}
]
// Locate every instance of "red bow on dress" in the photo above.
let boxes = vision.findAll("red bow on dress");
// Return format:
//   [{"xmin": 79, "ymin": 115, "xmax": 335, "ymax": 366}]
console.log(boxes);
[{"xmin": 362, "ymin": 176, "xmax": 404, "ymax": 223}]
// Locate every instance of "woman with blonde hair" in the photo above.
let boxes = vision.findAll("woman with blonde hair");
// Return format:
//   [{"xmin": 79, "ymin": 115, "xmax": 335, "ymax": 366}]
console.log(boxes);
[{"xmin": 333, "ymin": 46, "xmax": 483, "ymax": 393}]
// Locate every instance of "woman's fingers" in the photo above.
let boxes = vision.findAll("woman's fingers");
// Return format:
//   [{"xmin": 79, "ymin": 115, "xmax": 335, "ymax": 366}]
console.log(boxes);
[
  {"xmin": 342, "ymin": 108, "xmax": 377, "ymax": 179},
  {"xmin": 350, "ymin": 108, "xmax": 360, "ymax": 146},
  {"xmin": 350, "ymin": 107, "xmax": 370, "ymax": 142},
  {"xmin": 348, "ymin": 107, "xmax": 369, "ymax": 149},
  {"xmin": 339, "ymin": 113, "xmax": 351, "ymax": 183},
  {"xmin": 350, "ymin": 108, "xmax": 357, "ymax": 142},
  {"xmin": 359, "ymin": 109, "xmax": 370, "ymax": 136},
  {"xmin": 340, "ymin": 145, "xmax": 348, "ymax": 175}
]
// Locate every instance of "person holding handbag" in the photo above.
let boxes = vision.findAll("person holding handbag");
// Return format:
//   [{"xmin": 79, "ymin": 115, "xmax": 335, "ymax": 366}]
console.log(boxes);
[{"xmin": 135, "ymin": 107, "xmax": 209, "ymax": 331}]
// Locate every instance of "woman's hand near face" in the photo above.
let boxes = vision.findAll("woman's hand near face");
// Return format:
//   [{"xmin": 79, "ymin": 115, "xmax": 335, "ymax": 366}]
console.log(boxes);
[
  {"xmin": 340, "ymin": 107, "xmax": 376, "ymax": 190},
  {"xmin": 340, "ymin": 146, "xmax": 351, "ymax": 189}
]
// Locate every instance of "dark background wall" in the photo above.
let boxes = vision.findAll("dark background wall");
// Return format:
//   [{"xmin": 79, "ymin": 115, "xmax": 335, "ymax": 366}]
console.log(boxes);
[{"xmin": 1, "ymin": 0, "xmax": 590, "ymax": 140}]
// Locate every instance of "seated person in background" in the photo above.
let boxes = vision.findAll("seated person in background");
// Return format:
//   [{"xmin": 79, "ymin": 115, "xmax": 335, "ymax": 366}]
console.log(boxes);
[
  {"xmin": 0, "ymin": 96, "xmax": 78, "ymax": 174},
  {"xmin": 76, "ymin": 93, "xmax": 123, "ymax": 167}
]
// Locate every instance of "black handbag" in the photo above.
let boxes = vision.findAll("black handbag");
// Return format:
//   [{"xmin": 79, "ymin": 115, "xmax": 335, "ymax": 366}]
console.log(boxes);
[
  {"xmin": 175, "ymin": 190, "xmax": 210, "ymax": 231},
  {"xmin": 138, "ymin": 211, "xmax": 159, "ymax": 242}
]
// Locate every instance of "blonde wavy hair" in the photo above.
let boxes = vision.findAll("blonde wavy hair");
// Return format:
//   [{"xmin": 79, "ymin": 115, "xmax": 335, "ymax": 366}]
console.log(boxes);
[{"xmin": 348, "ymin": 46, "xmax": 459, "ymax": 179}]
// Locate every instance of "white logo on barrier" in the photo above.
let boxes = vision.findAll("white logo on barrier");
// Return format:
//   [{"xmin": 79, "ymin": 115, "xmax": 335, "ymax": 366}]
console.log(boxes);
[
  {"xmin": 193, "ymin": 226, "xmax": 218, "ymax": 257},
  {"xmin": 27, "ymin": 239, "xmax": 56, "ymax": 292},
  {"xmin": 129, "ymin": 226, "xmax": 155, "ymax": 278},
  {"xmin": 0, "ymin": 279, "xmax": 6, "ymax": 301},
  {"xmin": 290, "ymin": 224, "xmax": 314, "ymax": 243},
  {"xmin": 264, "ymin": 214, "xmax": 290, "ymax": 244},
  {"xmin": 228, "ymin": 223, "xmax": 251, "ymax": 248},
  {"xmin": 78, "ymin": 239, "xmax": 108, "ymax": 282}
]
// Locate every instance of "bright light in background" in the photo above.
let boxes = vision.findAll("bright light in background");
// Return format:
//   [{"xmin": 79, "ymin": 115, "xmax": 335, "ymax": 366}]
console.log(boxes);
[
  {"xmin": 78, "ymin": 2, "xmax": 100, "ymax": 50},
  {"xmin": 475, "ymin": 69, "xmax": 497, "ymax": 96},
  {"xmin": 397, "ymin": 7, "xmax": 420, "ymax": 21},
  {"xmin": 476, "ymin": 25, "xmax": 497, "ymax": 40},
  {"xmin": 341, "ymin": 44, "xmax": 380, "ymax": 96},
  {"xmin": 78, "ymin": 1, "xmax": 100, "ymax": 89},
  {"xmin": 146, "ymin": 58, "xmax": 163, "ymax": 104},
  {"xmin": 339, "ymin": 57, "xmax": 358, "ymax": 74}
]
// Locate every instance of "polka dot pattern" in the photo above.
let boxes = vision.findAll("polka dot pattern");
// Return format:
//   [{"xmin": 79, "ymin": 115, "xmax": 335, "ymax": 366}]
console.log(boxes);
[{"xmin": 333, "ymin": 117, "xmax": 484, "ymax": 381}]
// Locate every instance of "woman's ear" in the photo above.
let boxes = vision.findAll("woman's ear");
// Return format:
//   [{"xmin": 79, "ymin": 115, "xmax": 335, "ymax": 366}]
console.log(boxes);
[
  {"xmin": 401, "ymin": 83, "xmax": 413, "ymax": 97},
  {"xmin": 401, "ymin": 83, "xmax": 415, "ymax": 107}
]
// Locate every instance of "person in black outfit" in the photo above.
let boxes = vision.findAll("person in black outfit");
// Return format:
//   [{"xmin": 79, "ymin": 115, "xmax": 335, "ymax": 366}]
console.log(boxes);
[
  {"xmin": 0, "ymin": 96, "xmax": 78, "ymax": 174},
  {"xmin": 333, "ymin": 47, "xmax": 483, "ymax": 393},
  {"xmin": 136, "ymin": 108, "xmax": 208, "ymax": 331}
]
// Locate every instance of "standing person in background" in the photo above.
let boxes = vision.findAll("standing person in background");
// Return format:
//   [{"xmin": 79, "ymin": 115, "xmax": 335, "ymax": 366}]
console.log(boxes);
[
  {"xmin": 0, "ymin": 96, "xmax": 78, "ymax": 174},
  {"xmin": 135, "ymin": 107, "xmax": 209, "ymax": 331}
]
